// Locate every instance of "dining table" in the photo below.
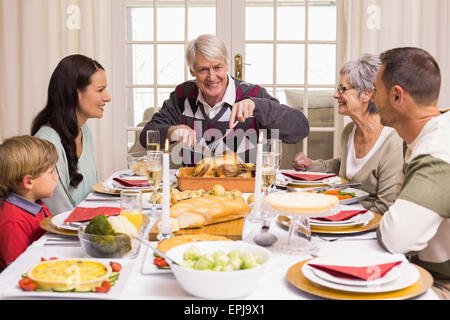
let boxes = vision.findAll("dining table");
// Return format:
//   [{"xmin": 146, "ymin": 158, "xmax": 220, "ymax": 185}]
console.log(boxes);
[{"xmin": 0, "ymin": 169, "xmax": 440, "ymax": 301}]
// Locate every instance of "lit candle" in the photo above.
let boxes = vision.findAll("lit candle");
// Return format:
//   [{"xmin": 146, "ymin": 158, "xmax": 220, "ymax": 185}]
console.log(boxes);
[
  {"xmin": 253, "ymin": 131, "xmax": 264, "ymax": 212},
  {"xmin": 161, "ymin": 139, "xmax": 171, "ymax": 235}
]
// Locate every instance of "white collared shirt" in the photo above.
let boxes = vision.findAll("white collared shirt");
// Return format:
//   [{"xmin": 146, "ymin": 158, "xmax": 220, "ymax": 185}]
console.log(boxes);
[{"xmin": 197, "ymin": 73, "xmax": 236, "ymax": 119}]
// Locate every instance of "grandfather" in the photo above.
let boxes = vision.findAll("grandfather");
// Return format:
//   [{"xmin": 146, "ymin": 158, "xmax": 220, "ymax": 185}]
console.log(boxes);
[{"xmin": 139, "ymin": 34, "xmax": 309, "ymax": 164}]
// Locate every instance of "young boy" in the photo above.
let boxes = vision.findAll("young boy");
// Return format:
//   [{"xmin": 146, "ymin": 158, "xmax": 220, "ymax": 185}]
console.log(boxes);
[{"xmin": 0, "ymin": 135, "xmax": 59, "ymax": 270}]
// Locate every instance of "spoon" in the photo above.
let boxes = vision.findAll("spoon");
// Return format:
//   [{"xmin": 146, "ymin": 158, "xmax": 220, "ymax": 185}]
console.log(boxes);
[
  {"xmin": 131, "ymin": 234, "xmax": 180, "ymax": 266},
  {"xmin": 253, "ymin": 220, "xmax": 278, "ymax": 247}
]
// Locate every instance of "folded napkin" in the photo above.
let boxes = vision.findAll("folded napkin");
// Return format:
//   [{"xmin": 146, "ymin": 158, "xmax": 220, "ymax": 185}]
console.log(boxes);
[
  {"xmin": 112, "ymin": 178, "xmax": 149, "ymax": 187},
  {"xmin": 282, "ymin": 172, "xmax": 336, "ymax": 181},
  {"xmin": 308, "ymin": 261, "xmax": 403, "ymax": 281},
  {"xmin": 312, "ymin": 209, "xmax": 368, "ymax": 222},
  {"xmin": 64, "ymin": 206, "xmax": 121, "ymax": 223}
]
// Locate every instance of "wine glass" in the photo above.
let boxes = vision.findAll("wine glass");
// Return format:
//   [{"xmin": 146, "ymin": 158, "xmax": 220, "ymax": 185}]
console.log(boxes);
[
  {"xmin": 146, "ymin": 151, "xmax": 163, "ymax": 216},
  {"xmin": 146, "ymin": 130, "xmax": 160, "ymax": 151}
]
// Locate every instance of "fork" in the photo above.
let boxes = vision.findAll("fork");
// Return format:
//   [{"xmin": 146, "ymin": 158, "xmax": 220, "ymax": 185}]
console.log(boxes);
[
  {"xmin": 317, "ymin": 235, "xmax": 376, "ymax": 242},
  {"xmin": 209, "ymin": 121, "xmax": 239, "ymax": 152}
]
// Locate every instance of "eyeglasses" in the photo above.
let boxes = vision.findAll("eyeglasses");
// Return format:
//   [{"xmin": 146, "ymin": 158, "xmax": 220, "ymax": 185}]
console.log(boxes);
[{"xmin": 336, "ymin": 85, "xmax": 354, "ymax": 94}]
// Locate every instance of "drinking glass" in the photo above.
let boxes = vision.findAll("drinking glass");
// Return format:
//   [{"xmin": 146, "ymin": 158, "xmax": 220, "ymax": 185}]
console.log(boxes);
[
  {"xmin": 146, "ymin": 151, "xmax": 163, "ymax": 216},
  {"xmin": 120, "ymin": 190, "xmax": 144, "ymax": 232},
  {"xmin": 146, "ymin": 130, "xmax": 160, "ymax": 152}
]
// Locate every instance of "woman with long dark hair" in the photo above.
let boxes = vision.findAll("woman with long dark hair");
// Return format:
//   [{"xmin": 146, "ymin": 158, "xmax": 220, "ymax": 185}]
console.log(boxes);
[{"xmin": 31, "ymin": 54, "xmax": 111, "ymax": 214}]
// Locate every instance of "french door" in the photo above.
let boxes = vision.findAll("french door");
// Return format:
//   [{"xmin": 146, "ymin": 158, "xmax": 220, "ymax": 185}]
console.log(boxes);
[{"xmin": 123, "ymin": 0, "xmax": 341, "ymax": 167}]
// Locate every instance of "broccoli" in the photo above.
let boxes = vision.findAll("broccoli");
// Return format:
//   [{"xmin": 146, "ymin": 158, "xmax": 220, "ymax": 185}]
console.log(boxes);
[
  {"xmin": 84, "ymin": 215, "xmax": 132, "ymax": 258},
  {"xmin": 85, "ymin": 215, "xmax": 114, "ymax": 235}
]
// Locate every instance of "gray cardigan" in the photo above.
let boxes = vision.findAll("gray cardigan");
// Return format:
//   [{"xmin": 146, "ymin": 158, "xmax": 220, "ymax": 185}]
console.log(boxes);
[{"xmin": 310, "ymin": 122, "xmax": 404, "ymax": 214}]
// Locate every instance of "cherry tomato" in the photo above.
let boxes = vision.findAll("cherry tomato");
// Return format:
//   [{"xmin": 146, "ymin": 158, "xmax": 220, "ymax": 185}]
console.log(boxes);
[
  {"xmin": 22, "ymin": 282, "xmax": 37, "ymax": 291},
  {"xmin": 153, "ymin": 257, "xmax": 168, "ymax": 268},
  {"xmin": 49, "ymin": 257, "xmax": 58, "ymax": 260},
  {"xmin": 95, "ymin": 286, "xmax": 108, "ymax": 293},
  {"xmin": 95, "ymin": 281, "xmax": 111, "ymax": 293},
  {"xmin": 18, "ymin": 278, "xmax": 32, "ymax": 287},
  {"xmin": 41, "ymin": 257, "xmax": 47, "ymax": 261},
  {"xmin": 109, "ymin": 261, "xmax": 122, "ymax": 272}
]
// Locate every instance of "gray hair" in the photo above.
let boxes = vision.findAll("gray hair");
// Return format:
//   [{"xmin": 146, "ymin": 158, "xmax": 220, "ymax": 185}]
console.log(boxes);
[
  {"xmin": 186, "ymin": 34, "xmax": 229, "ymax": 72},
  {"xmin": 340, "ymin": 53, "xmax": 381, "ymax": 114}
]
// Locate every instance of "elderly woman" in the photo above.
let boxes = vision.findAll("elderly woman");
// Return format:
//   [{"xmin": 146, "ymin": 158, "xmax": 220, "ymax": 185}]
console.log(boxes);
[
  {"xmin": 292, "ymin": 54, "xmax": 403, "ymax": 215},
  {"xmin": 139, "ymin": 34, "xmax": 309, "ymax": 164},
  {"xmin": 31, "ymin": 54, "xmax": 111, "ymax": 214}
]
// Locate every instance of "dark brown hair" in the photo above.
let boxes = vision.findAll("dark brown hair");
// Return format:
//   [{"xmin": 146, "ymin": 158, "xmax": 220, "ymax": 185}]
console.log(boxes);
[
  {"xmin": 380, "ymin": 47, "xmax": 441, "ymax": 105},
  {"xmin": 31, "ymin": 54, "xmax": 104, "ymax": 188}
]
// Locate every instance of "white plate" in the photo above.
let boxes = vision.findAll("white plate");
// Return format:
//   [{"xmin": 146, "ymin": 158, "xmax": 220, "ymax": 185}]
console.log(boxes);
[
  {"xmin": 140, "ymin": 247, "xmax": 172, "ymax": 275},
  {"xmin": 309, "ymin": 211, "xmax": 374, "ymax": 227},
  {"xmin": 51, "ymin": 211, "xmax": 88, "ymax": 231},
  {"xmin": 278, "ymin": 170, "xmax": 342, "ymax": 186},
  {"xmin": 3, "ymin": 258, "xmax": 135, "ymax": 299},
  {"xmin": 105, "ymin": 169, "xmax": 178, "ymax": 192},
  {"xmin": 302, "ymin": 254, "xmax": 420, "ymax": 293}
]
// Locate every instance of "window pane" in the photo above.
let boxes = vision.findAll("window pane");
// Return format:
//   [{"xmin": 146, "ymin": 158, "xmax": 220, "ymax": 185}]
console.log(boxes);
[
  {"xmin": 277, "ymin": 4, "xmax": 305, "ymax": 40},
  {"xmin": 157, "ymin": 7, "xmax": 184, "ymax": 41},
  {"xmin": 126, "ymin": 7, "xmax": 154, "ymax": 41},
  {"xmin": 157, "ymin": 45, "xmax": 184, "ymax": 85},
  {"xmin": 308, "ymin": 0, "xmax": 337, "ymax": 41},
  {"xmin": 306, "ymin": 88, "xmax": 335, "ymax": 127},
  {"xmin": 308, "ymin": 44, "xmax": 336, "ymax": 85},
  {"xmin": 188, "ymin": 5, "xmax": 215, "ymax": 40},
  {"xmin": 245, "ymin": 44, "xmax": 273, "ymax": 84},
  {"xmin": 246, "ymin": 2, "xmax": 273, "ymax": 40},
  {"xmin": 127, "ymin": 44, "xmax": 154, "ymax": 85},
  {"xmin": 277, "ymin": 44, "xmax": 304, "ymax": 84},
  {"xmin": 157, "ymin": 87, "xmax": 174, "ymax": 108},
  {"xmin": 127, "ymin": 87, "xmax": 154, "ymax": 126},
  {"xmin": 307, "ymin": 131, "xmax": 333, "ymax": 160}
]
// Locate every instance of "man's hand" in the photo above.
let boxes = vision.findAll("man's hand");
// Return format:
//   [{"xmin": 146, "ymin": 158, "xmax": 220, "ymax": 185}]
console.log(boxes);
[
  {"xmin": 229, "ymin": 98, "xmax": 255, "ymax": 129},
  {"xmin": 167, "ymin": 125, "xmax": 196, "ymax": 148},
  {"xmin": 292, "ymin": 152, "xmax": 312, "ymax": 171}
]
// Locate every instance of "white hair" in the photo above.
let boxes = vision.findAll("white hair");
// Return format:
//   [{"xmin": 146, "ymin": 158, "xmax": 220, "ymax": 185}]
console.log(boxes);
[{"xmin": 186, "ymin": 34, "xmax": 229, "ymax": 72}]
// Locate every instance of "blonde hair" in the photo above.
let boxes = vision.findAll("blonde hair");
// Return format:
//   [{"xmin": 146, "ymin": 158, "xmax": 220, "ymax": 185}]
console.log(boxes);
[
  {"xmin": 0, "ymin": 135, "xmax": 58, "ymax": 200},
  {"xmin": 186, "ymin": 34, "xmax": 229, "ymax": 72}
]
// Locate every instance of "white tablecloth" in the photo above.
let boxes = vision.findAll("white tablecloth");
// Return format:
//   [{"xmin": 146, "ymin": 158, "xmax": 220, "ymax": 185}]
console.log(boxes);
[{"xmin": 0, "ymin": 171, "xmax": 440, "ymax": 300}]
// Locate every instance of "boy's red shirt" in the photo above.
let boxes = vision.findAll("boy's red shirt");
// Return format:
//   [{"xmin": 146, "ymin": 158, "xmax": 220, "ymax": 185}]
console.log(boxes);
[{"xmin": 0, "ymin": 194, "xmax": 50, "ymax": 270}]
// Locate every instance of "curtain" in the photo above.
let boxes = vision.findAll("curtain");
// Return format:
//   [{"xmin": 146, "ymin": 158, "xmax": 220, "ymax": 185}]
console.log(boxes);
[
  {"xmin": 342, "ymin": 0, "xmax": 450, "ymax": 109},
  {"xmin": 0, "ymin": 0, "xmax": 127, "ymax": 181}
]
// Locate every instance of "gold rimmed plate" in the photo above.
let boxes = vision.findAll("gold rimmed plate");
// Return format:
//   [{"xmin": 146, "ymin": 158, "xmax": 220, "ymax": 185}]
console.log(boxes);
[
  {"xmin": 277, "ymin": 212, "xmax": 381, "ymax": 234},
  {"xmin": 286, "ymin": 259, "xmax": 433, "ymax": 300}
]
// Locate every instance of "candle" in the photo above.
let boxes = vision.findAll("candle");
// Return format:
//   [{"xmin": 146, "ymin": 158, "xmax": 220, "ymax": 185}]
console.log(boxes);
[
  {"xmin": 253, "ymin": 131, "xmax": 264, "ymax": 212},
  {"xmin": 161, "ymin": 139, "xmax": 171, "ymax": 235}
]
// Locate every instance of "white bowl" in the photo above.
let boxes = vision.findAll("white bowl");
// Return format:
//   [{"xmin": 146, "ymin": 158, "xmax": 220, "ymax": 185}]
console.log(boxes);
[{"xmin": 165, "ymin": 240, "xmax": 271, "ymax": 299}]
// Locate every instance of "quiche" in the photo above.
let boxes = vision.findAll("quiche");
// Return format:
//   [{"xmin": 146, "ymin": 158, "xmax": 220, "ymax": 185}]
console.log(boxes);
[
  {"xmin": 28, "ymin": 259, "xmax": 111, "ymax": 291},
  {"xmin": 264, "ymin": 191, "xmax": 339, "ymax": 215}
]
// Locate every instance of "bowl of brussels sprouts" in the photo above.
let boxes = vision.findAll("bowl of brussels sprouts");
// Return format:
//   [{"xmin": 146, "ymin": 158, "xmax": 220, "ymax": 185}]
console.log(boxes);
[{"xmin": 165, "ymin": 240, "xmax": 271, "ymax": 299}]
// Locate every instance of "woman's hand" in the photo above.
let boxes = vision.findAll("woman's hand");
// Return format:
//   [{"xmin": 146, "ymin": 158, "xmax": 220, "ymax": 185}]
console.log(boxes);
[
  {"xmin": 168, "ymin": 125, "xmax": 196, "ymax": 148},
  {"xmin": 293, "ymin": 152, "xmax": 312, "ymax": 171},
  {"xmin": 229, "ymin": 98, "xmax": 255, "ymax": 129}
]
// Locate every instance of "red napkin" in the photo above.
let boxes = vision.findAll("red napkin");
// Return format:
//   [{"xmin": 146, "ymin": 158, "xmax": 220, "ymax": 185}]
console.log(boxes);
[
  {"xmin": 64, "ymin": 207, "xmax": 121, "ymax": 223},
  {"xmin": 308, "ymin": 261, "xmax": 403, "ymax": 281},
  {"xmin": 312, "ymin": 209, "xmax": 368, "ymax": 222},
  {"xmin": 113, "ymin": 178, "xmax": 149, "ymax": 187},
  {"xmin": 282, "ymin": 172, "xmax": 336, "ymax": 181}
]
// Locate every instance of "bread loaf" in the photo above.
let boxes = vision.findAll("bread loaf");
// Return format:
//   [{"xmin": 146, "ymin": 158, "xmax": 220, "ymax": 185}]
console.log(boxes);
[{"xmin": 170, "ymin": 195, "xmax": 251, "ymax": 228}]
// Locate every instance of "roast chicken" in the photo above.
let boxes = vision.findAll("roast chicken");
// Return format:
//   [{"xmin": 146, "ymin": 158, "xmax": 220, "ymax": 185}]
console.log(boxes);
[{"xmin": 192, "ymin": 151, "xmax": 255, "ymax": 178}]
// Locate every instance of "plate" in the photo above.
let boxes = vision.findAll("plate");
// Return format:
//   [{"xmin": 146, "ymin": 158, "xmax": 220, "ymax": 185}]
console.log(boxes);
[
  {"xmin": 40, "ymin": 212, "xmax": 150, "ymax": 237},
  {"xmin": 331, "ymin": 187, "xmax": 369, "ymax": 205},
  {"xmin": 304, "ymin": 254, "xmax": 405, "ymax": 287},
  {"xmin": 277, "ymin": 212, "xmax": 381, "ymax": 234},
  {"xmin": 286, "ymin": 259, "xmax": 433, "ymax": 300},
  {"xmin": 302, "ymin": 258, "xmax": 420, "ymax": 293},
  {"xmin": 140, "ymin": 247, "xmax": 172, "ymax": 275},
  {"xmin": 309, "ymin": 212, "xmax": 374, "ymax": 228},
  {"xmin": 278, "ymin": 170, "xmax": 343, "ymax": 186},
  {"xmin": 2, "ymin": 258, "xmax": 135, "ymax": 299},
  {"xmin": 51, "ymin": 211, "xmax": 88, "ymax": 231}
]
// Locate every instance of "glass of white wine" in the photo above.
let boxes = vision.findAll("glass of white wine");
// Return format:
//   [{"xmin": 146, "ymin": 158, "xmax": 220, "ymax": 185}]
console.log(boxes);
[
  {"xmin": 146, "ymin": 151, "xmax": 163, "ymax": 216},
  {"xmin": 146, "ymin": 130, "xmax": 160, "ymax": 151}
]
